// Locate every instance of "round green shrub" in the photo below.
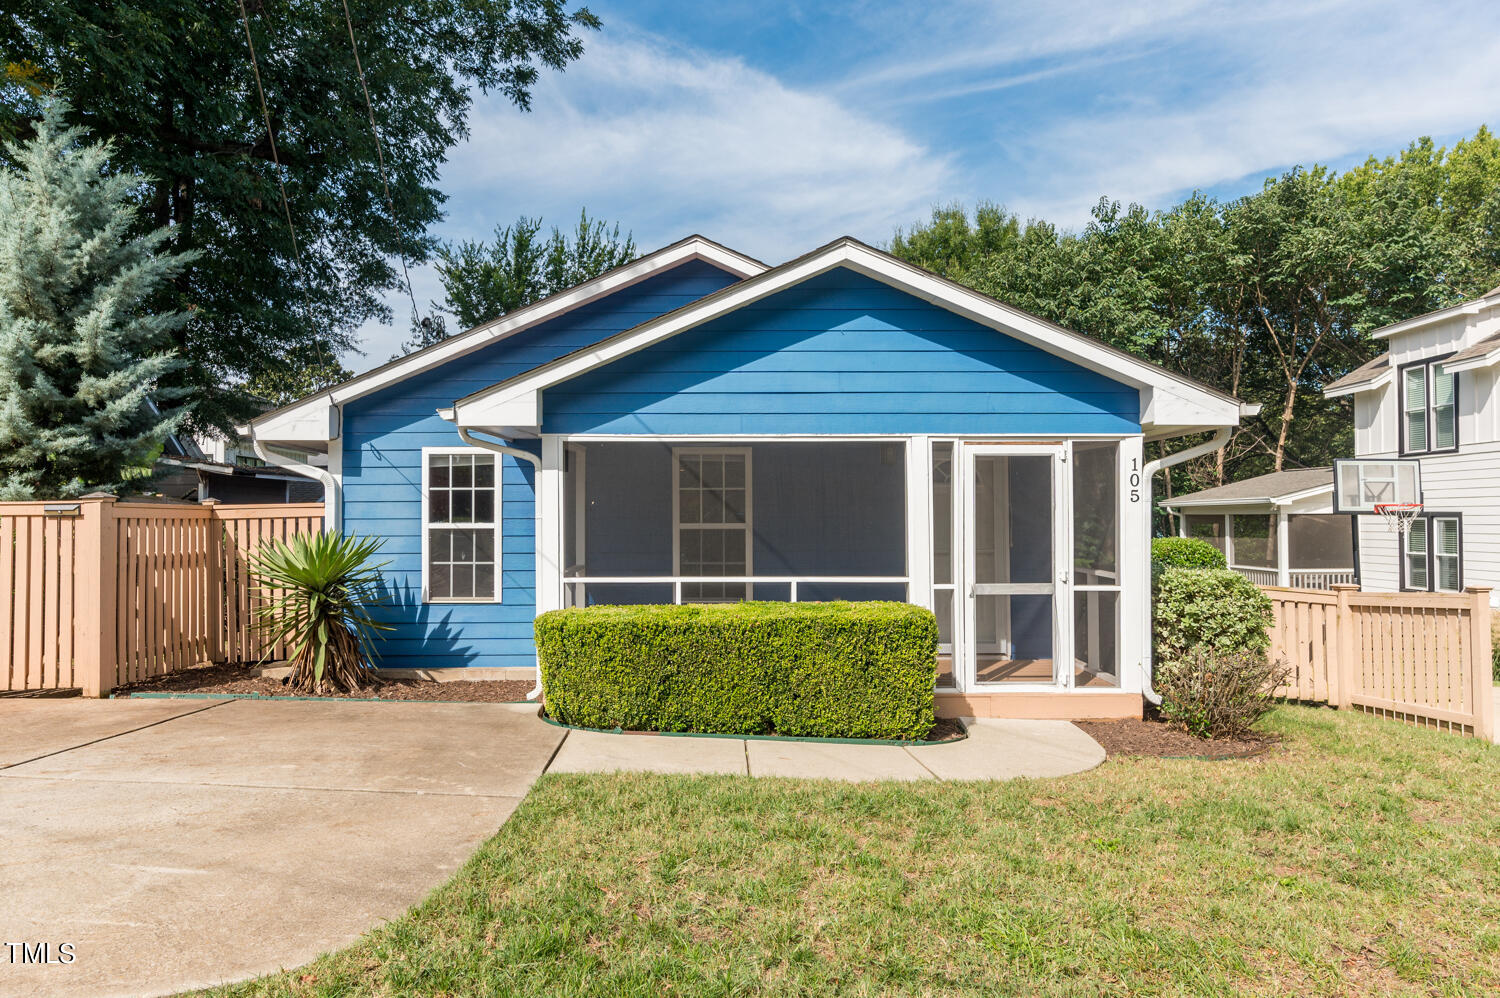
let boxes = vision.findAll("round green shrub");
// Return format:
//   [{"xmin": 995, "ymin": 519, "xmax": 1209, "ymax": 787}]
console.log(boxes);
[
  {"xmin": 1150, "ymin": 536, "xmax": 1227, "ymax": 570},
  {"xmin": 1152, "ymin": 567, "xmax": 1273, "ymax": 667}
]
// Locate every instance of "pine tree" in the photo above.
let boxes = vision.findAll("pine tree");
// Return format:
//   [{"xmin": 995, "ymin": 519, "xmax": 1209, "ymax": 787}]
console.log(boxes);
[{"xmin": 0, "ymin": 101, "xmax": 194, "ymax": 498}]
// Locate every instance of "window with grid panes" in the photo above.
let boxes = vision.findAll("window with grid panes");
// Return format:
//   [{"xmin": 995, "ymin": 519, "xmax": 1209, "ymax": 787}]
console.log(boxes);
[{"xmin": 426, "ymin": 452, "xmax": 498, "ymax": 600}]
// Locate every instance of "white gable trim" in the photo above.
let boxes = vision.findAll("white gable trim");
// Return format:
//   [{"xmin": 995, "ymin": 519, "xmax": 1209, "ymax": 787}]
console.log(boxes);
[
  {"xmin": 447, "ymin": 238, "xmax": 1242, "ymax": 433},
  {"xmin": 242, "ymin": 236, "xmax": 766, "ymax": 442},
  {"xmin": 1370, "ymin": 298, "xmax": 1494, "ymax": 340},
  {"xmin": 1323, "ymin": 366, "xmax": 1394, "ymax": 399}
]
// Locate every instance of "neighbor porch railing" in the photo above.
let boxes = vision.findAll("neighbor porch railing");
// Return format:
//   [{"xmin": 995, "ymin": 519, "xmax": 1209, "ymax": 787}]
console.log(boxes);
[
  {"xmin": 565, "ymin": 575, "xmax": 909, "ymax": 605},
  {"xmin": 1232, "ymin": 565, "xmax": 1356, "ymax": 590}
]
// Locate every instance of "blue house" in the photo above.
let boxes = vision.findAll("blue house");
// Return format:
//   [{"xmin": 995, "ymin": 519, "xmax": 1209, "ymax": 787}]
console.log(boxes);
[{"xmin": 245, "ymin": 236, "xmax": 1250, "ymax": 719}]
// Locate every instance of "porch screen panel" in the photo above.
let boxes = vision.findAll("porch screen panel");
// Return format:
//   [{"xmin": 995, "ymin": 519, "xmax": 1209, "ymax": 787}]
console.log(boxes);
[
  {"xmin": 1072, "ymin": 441, "xmax": 1120, "ymax": 687},
  {"xmin": 1183, "ymin": 514, "xmax": 1224, "ymax": 551},
  {"xmin": 1286, "ymin": 515, "xmax": 1355, "ymax": 570},
  {"xmin": 1231, "ymin": 514, "xmax": 1276, "ymax": 568},
  {"xmin": 932, "ymin": 442, "xmax": 955, "ymax": 688},
  {"xmin": 677, "ymin": 449, "xmax": 750, "ymax": 601}
]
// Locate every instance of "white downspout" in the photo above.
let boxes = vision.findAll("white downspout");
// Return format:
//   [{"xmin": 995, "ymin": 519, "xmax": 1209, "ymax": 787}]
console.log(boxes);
[
  {"xmin": 456, "ymin": 427, "xmax": 547, "ymax": 701},
  {"xmin": 249, "ymin": 433, "xmax": 340, "ymax": 532},
  {"xmin": 1140, "ymin": 425, "xmax": 1234, "ymax": 705}
]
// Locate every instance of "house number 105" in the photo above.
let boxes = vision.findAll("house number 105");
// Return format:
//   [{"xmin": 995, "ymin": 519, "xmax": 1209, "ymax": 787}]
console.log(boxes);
[{"xmin": 1128, "ymin": 458, "xmax": 1141, "ymax": 503}]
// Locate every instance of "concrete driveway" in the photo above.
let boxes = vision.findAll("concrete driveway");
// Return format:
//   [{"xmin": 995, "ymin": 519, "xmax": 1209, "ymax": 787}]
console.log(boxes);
[{"xmin": 0, "ymin": 697, "xmax": 564, "ymax": 998}]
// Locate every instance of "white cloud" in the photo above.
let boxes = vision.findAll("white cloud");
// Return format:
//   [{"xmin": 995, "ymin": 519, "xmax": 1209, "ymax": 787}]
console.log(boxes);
[{"xmin": 347, "ymin": 28, "xmax": 955, "ymax": 370}]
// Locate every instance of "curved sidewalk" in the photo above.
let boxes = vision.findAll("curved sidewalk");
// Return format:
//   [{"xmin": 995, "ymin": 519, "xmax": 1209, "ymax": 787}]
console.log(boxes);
[{"xmin": 546, "ymin": 718, "xmax": 1107, "ymax": 781}]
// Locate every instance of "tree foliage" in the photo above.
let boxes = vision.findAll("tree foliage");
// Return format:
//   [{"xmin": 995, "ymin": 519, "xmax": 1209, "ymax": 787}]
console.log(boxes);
[
  {"xmin": 431, "ymin": 210, "xmax": 638, "ymax": 334},
  {"xmin": 0, "ymin": 102, "xmax": 192, "ymax": 498},
  {"xmin": 1, "ymin": 0, "xmax": 600, "ymax": 430},
  {"xmin": 890, "ymin": 129, "xmax": 1500, "ymax": 497}
]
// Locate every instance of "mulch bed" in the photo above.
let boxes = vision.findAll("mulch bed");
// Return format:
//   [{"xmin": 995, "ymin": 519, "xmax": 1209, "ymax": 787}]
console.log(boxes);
[
  {"xmin": 113, "ymin": 662, "xmax": 535, "ymax": 703},
  {"xmin": 1076, "ymin": 708, "xmax": 1279, "ymax": 759}
]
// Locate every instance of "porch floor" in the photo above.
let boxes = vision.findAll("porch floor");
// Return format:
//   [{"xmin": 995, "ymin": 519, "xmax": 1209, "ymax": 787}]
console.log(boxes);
[
  {"xmin": 938, "ymin": 656, "xmax": 1120, "ymax": 688},
  {"xmin": 545, "ymin": 719, "xmax": 1106, "ymax": 782}
]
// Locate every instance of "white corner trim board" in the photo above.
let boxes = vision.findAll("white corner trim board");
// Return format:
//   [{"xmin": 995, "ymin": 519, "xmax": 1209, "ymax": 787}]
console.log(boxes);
[
  {"xmin": 448, "ymin": 237, "xmax": 1242, "ymax": 433},
  {"xmin": 242, "ymin": 235, "xmax": 767, "ymax": 443}
]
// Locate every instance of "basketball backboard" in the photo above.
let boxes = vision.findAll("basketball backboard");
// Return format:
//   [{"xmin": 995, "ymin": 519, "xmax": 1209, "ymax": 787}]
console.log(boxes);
[{"xmin": 1332, "ymin": 458, "xmax": 1422, "ymax": 513}]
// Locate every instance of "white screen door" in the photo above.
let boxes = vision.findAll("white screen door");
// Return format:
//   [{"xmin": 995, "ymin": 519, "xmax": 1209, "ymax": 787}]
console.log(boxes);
[{"xmin": 961, "ymin": 443, "xmax": 1068, "ymax": 688}]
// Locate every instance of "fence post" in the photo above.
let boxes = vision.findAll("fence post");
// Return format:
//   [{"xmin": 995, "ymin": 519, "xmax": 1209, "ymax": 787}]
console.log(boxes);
[
  {"xmin": 1330, "ymin": 583, "xmax": 1359, "ymax": 709},
  {"xmin": 200, "ymin": 499, "xmax": 225, "ymax": 664},
  {"xmin": 1466, "ymin": 587, "xmax": 1494, "ymax": 741},
  {"xmin": 75, "ymin": 494, "xmax": 118, "ymax": 697}
]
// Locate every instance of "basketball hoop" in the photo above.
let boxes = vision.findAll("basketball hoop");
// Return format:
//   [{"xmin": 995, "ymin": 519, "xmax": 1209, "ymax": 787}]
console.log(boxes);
[{"xmin": 1374, "ymin": 503, "xmax": 1423, "ymax": 535}]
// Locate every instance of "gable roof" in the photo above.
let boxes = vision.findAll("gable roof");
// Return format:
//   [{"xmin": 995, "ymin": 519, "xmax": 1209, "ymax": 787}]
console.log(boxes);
[
  {"xmin": 1161, "ymin": 467, "xmax": 1333, "ymax": 509},
  {"xmin": 1323, "ymin": 354, "xmax": 1391, "ymax": 398},
  {"xmin": 445, "ymin": 236, "xmax": 1251, "ymax": 438},
  {"xmin": 243, "ymin": 235, "xmax": 767, "ymax": 442}
]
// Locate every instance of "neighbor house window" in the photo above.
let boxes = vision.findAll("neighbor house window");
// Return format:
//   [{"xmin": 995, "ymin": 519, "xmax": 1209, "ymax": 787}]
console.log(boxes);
[
  {"xmin": 1402, "ymin": 513, "xmax": 1462, "ymax": 593},
  {"xmin": 1401, "ymin": 357, "xmax": 1457, "ymax": 454},
  {"xmin": 424, "ymin": 450, "xmax": 499, "ymax": 601},
  {"xmin": 675, "ymin": 448, "xmax": 751, "ymax": 601}
]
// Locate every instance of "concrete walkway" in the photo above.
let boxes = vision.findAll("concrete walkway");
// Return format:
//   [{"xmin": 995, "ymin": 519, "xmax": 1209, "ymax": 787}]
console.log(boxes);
[
  {"xmin": 0, "ymin": 697, "xmax": 565, "ymax": 998},
  {"xmin": 547, "ymin": 718, "xmax": 1106, "ymax": 781}
]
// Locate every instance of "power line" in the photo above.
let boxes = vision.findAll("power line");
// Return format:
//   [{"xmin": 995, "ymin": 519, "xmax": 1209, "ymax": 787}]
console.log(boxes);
[
  {"xmin": 340, "ymin": 0, "xmax": 422, "ymax": 320},
  {"xmin": 235, "ymin": 0, "xmax": 302, "ymax": 271}
]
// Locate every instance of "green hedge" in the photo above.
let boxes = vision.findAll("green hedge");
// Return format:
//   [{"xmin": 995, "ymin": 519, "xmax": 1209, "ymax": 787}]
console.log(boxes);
[
  {"xmin": 536, "ymin": 601, "xmax": 937, "ymax": 740},
  {"xmin": 1153, "ymin": 567, "xmax": 1273, "ymax": 667},
  {"xmin": 1150, "ymin": 536, "xmax": 1227, "ymax": 571}
]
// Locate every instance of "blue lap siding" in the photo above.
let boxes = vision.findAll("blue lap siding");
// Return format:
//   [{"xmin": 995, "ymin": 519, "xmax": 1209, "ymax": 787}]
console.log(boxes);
[
  {"xmin": 339, "ymin": 260, "xmax": 744, "ymax": 670},
  {"xmin": 342, "ymin": 262, "xmax": 1143, "ymax": 672},
  {"xmin": 540, "ymin": 268, "xmax": 1140, "ymax": 436}
]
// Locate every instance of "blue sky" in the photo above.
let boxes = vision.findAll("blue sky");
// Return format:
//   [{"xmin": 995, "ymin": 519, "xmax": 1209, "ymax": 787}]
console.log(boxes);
[{"xmin": 350, "ymin": 0, "xmax": 1500, "ymax": 368}]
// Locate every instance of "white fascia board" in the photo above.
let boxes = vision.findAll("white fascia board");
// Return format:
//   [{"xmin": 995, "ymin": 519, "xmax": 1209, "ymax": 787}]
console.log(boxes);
[
  {"xmin": 243, "ymin": 401, "xmax": 339, "ymax": 443},
  {"xmin": 452, "ymin": 239, "xmax": 1242, "ymax": 432},
  {"xmin": 1443, "ymin": 347, "xmax": 1500, "ymax": 374},
  {"xmin": 1323, "ymin": 367, "xmax": 1394, "ymax": 399},
  {"xmin": 245, "ymin": 237, "xmax": 767, "ymax": 442},
  {"xmin": 1139, "ymin": 385, "xmax": 1242, "ymax": 432},
  {"xmin": 1163, "ymin": 483, "xmax": 1333, "ymax": 512},
  {"xmin": 1370, "ymin": 299, "xmax": 1489, "ymax": 339}
]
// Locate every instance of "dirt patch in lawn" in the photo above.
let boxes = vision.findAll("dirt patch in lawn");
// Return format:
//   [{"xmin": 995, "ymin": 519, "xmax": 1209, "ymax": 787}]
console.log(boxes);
[
  {"xmin": 114, "ymin": 663, "xmax": 534, "ymax": 703},
  {"xmin": 1077, "ymin": 710, "xmax": 1279, "ymax": 759}
]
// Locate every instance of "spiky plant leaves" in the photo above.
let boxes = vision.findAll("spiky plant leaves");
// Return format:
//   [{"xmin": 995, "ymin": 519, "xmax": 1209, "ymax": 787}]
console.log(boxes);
[{"xmin": 250, "ymin": 531, "xmax": 391, "ymax": 695}]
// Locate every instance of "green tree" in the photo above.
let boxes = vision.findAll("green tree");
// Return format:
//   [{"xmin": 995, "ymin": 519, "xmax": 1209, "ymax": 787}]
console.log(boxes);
[
  {"xmin": 431, "ymin": 210, "xmax": 637, "ymax": 333},
  {"xmin": 2, "ymin": 0, "xmax": 600, "ymax": 430},
  {"xmin": 0, "ymin": 102, "xmax": 192, "ymax": 498},
  {"xmin": 244, "ymin": 342, "xmax": 353, "ymax": 407}
]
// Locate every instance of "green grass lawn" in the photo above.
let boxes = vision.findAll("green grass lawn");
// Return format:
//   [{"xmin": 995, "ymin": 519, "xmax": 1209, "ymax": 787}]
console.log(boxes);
[{"xmin": 207, "ymin": 706, "xmax": 1500, "ymax": 997}]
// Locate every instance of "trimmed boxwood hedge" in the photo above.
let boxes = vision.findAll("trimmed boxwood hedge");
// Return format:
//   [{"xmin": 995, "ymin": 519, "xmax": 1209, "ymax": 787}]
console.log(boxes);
[
  {"xmin": 535, "ymin": 601, "xmax": 937, "ymax": 740},
  {"xmin": 1150, "ymin": 536, "xmax": 1227, "ymax": 571}
]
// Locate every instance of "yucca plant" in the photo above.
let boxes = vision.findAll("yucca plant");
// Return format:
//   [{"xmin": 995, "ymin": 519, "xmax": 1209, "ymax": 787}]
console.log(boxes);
[{"xmin": 250, "ymin": 532, "xmax": 392, "ymax": 694}]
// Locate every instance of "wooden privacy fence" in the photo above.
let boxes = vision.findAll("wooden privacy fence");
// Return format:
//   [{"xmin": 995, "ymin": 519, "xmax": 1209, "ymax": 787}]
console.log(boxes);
[
  {"xmin": 1265, "ymin": 584, "xmax": 1495, "ymax": 739},
  {"xmin": 0, "ymin": 496, "xmax": 323, "ymax": 696}
]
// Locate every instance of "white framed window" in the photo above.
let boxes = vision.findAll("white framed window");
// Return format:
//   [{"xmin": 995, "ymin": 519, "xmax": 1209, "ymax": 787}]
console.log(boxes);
[
  {"xmin": 422, "ymin": 447, "xmax": 502, "ymax": 602},
  {"xmin": 673, "ymin": 447, "xmax": 751, "ymax": 602},
  {"xmin": 1401, "ymin": 357, "xmax": 1457, "ymax": 455},
  {"xmin": 1402, "ymin": 513, "xmax": 1462, "ymax": 594}
]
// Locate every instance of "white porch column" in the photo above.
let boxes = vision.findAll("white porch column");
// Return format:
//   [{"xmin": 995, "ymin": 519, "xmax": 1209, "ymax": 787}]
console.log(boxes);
[
  {"xmin": 1177, "ymin": 512, "xmax": 1187, "ymax": 538},
  {"xmin": 904, "ymin": 436, "xmax": 932, "ymax": 609},
  {"xmin": 1223, "ymin": 514, "xmax": 1234, "ymax": 566},
  {"xmin": 537, "ymin": 435, "xmax": 565, "ymax": 614},
  {"xmin": 1120, "ymin": 436, "xmax": 1148, "ymax": 695},
  {"xmin": 1276, "ymin": 507, "xmax": 1291, "ymax": 587}
]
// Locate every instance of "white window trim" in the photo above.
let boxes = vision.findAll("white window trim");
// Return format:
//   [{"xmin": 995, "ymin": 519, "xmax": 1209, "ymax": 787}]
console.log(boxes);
[
  {"xmin": 421, "ymin": 445, "xmax": 504, "ymax": 604},
  {"xmin": 1433, "ymin": 515, "xmax": 1462, "ymax": 594},
  {"xmin": 672, "ymin": 446, "xmax": 753, "ymax": 597}
]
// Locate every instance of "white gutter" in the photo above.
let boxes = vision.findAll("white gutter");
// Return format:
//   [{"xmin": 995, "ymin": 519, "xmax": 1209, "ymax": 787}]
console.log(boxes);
[
  {"xmin": 456, "ymin": 427, "xmax": 546, "ymax": 702},
  {"xmin": 1140, "ymin": 425, "xmax": 1234, "ymax": 706},
  {"xmin": 249, "ymin": 433, "xmax": 340, "ymax": 532}
]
